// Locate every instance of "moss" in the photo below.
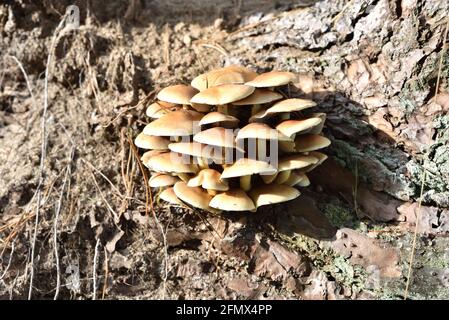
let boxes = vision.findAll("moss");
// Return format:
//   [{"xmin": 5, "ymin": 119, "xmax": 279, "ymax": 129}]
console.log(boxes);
[
  {"xmin": 275, "ymin": 232, "xmax": 370, "ymax": 295},
  {"xmin": 318, "ymin": 202, "xmax": 357, "ymax": 228}
]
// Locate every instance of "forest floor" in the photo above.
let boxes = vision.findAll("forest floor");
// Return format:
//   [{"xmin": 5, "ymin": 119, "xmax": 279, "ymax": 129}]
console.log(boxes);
[{"xmin": 0, "ymin": 0, "xmax": 448, "ymax": 299}]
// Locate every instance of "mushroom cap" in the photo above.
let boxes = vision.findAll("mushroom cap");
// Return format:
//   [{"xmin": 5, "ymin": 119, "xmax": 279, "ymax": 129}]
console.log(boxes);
[
  {"xmin": 143, "ymin": 110, "xmax": 203, "ymax": 136},
  {"xmin": 190, "ymin": 103, "xmax": 212, "ymax": 113},
  {"xmin": 278, "ymin": 154, "xmax": 319, "ymax": 172},
  {"xmin": 149, "ymin": 173, "xmax": 180, "ymax": 188},
  {"xmin": 221, "ymin": 158, "xmax": 276, "ymax": 179},
  {"xmin": 141, "ymin": 150, "xmax": 165, "ymax": 167},
  {"xmin": 144, "ymin": 152, "xmax": 198, "ymax": 174},
  {"xmin": 199, "ymin": 111, "xmax": 239, "ymax": 126},
  {"xmin": 168, "ymin": 142, "xmax": 224, "ymax": 161},
  {"xmin": 284, "ymin": 171, "xmax": 308, "ymax": 186},
  {"xmin": 236, "ymin": 123, "xmax": 291, "ymax": 141},
  {"xmin": 245, "ymin": 71, "xmax": 296, "ymax": 88},
  {"xmin": 209, "ymin": 189, "xmax": 255, "ymax": 211},
  {"xmin": 232, "ymin": 89, "xmax": 283, "ymax": 105},
  {"xmin": 191, "ymin": 65, "xmax": 258, "ymax": 91},
  {"xmin": 194, "ymin": 127, "xmax": 241, "ymax": 150},
  {"xmin": 146, "ymin": 101, "xmax": 179, "ymax": 118},
  {"xmin": 295, "ymin": 173, "xmax": 310, "ymax": 187},
  {"xmin": 157, "ymin": 84, "xmax": 199, "ymax": 105},
  {"xmin": 159, "ymin": 187, "xmax": 182, "ymax": 205},
  {"xmin": 307, "ymin": 112, "xmax": 326, "ymax": 134},
  {"xmin": 190, "ymin": 84, "xmax": 255, "ymax": 105},
  {"xmin": 173, "ymin": 181, "xmax": 216, "ymax": 212},
  {"xmin": 188, "ymin": 169, "xmax": 229, "ymax": 191},
  {"xmin": 249, "ymin": 98, "xmax": 317, "ymax": 122},
  {"xmin": 134, "ymin": 133, "xmax": 170, "ymax": 150},
  {"xmin": 249, "ymin": 184, "xmax": 300, "ymax": 208},
  {"xmin": 303, "ymin": 151, "xmax": 328, "ymax": 172},
  {"xmin": 276, "ymin": 117, "xmax": 322, "ymax": 138},
  {"xmin": 295, "ymin": 135, "xmax": 331, "ymax": 152}
]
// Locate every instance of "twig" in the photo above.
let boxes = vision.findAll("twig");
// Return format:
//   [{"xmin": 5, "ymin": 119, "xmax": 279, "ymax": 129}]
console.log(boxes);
[
  {"xmin": 53, "ymin": 145, "xmax": 75, "ymax": 300},
  {"xmin": 28, "ymin": 9, "xmax": 73, "ymax": 300},
  {"xmin": 127, "ymin": 133, "xmax": 169, "ymax": 299},
  {"xmin": 102, "ymin": 248, "xmax": 109, "ymax": 300},
  {"xmin": 404, "ymin": 18, "xmax": 448, "ymax": 300},
  {"xmin": 0, "ymin": 240, "xmax": 15, "ymax": 280},
  {"xmin": 92, "ymin": 238, "xmax": 101, "ymax": 300}
]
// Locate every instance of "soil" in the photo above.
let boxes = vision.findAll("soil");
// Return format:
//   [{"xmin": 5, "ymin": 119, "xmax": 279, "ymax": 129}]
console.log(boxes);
[{"xmin": 0, "ymin": 0, "xmax": 448, "ymax": 300}]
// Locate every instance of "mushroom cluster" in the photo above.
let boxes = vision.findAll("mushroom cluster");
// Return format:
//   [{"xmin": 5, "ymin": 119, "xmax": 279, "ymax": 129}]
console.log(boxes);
[{"xmin": 135, "ymin": 65, "xmax": 330, "ymax": 212}]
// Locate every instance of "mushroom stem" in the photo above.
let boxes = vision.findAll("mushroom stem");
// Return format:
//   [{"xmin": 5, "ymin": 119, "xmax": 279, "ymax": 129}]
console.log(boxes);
[
  {"xmin": 207, "ymin": 189, "xmax": 217, "ymax": 196},
  {"xmin": 240, "ymin": 175, "xmax": 252, "ymax": 192},
  {"xmin": 177, "ymin": 173, "xmax": 190, "ymax": 182},
  {"xmin": 275, "ymin": 170, "xmax": 291, "ymax": 184},
  {"xmin": 197, "ymin": 157, "xmax": 209, "ymax": 169},
  {"xmin": 251, "ymin": 104, "xmax": 262, "ymax": 115},
  {"xmin": 217, "ymin": 104, "xmax": 229, "ymax": 115},
  {"xmin": 261, "ymin": 172, "xmax": 278, "ymax": 184}
]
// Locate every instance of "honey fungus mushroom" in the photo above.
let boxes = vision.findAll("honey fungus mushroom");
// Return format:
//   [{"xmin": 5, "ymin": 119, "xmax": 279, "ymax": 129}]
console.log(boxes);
[{"xmin": 134, "ymin": 65, "xmax": 331, "ymax": 214}]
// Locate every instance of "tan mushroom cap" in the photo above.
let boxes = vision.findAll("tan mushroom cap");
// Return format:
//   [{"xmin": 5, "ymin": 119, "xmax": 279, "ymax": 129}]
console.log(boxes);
[
  {"xmin": 232, "ymin": 89, "xmax": 283, "ymax": 105},
  {"xmin": 135, "ymin": 133, "xmax": 170, "ymax": 150},
  {"xmin": 188, "ymin": 169, "xmax": 229, "ymax": 191},
  {"xmin": 221, "ymin": 158, "xmax": 276, "ymax": 179},
  {"xmin": 295, "ymin": 135, "xmax": 331, "ymax": 152},
  {"xmin": 146, "ymin": 101, "xmax": 179, "ymax": 118},
  {"xmin": 143, "ymin": 110, "xmax": 203, "ymax": 136},
  {"xmin": 199, "ymin": 112, "xmax": 239, "ymax": 126},
  {"xmin": 157, "ymin": 84, "xmax": 199, "ymax": 105},
  {"xmin": 149, "ymin": 173, "xmax": 180, "ymax": 188},
  {"xmin": 190, "ymin": 84, "xmax": 255, "ymax": 105},
  {"xmin": 159, "ymin": 187, "xmax": 182, "ymax": 205},
  {"xmin": 145, "ymin": 152, "xmax": 198, "ymax": 174},
  {"xmin": 191, "ymin": 65, "xmax": 258, "ymax": 91},
  {"xmin": 245, "ymin": 71, "xmax": 296, "ymax": 88},
  {"xmin": 278, "ymin": 154, "xmax": 319, "ymax": 172},
  {"xmin": 307, "ymin": 112, "xmax": 326, "ymax": 134},
  {"xmin": 236, "ymin": 123, "xmax": 291, "ymax": 141},
  {"xmin": 249, "ymin": 184, "xmax": 300, "ymax": 208},
  {"xmin": 168, "ymin": 142, "xmax": 224, "ymax": 162},
  {"xmin": 173, "ymin": 181, "xmax": 216, "ymax": 212},
  {"xmin": 284, "ymin": 171, "xmax": 308, "ymax": 186},
  {"xmin": 303, "ymin": 151, "xmax": 328, "ymax": 172},
  {"xmin": 295, "ymin": 173, "xmax": 310, "ymax": 187},
  {"xmin": 209, "ymin": 189, "xmax": 256, "ymax": 211},
  {"xmin": 276, "ymin": 117, "xmax": 322, "ymax": 138},
  {"xmin": 249, "ymin": 98, "xmax": 317, "ymax": 122},
  {"xmin": 194, "ymin": 127, "xmax": 242, "ymax": 150},
  {"xmin": 141, "ymin": 150, "xmax": 165, "ymax": 167}
]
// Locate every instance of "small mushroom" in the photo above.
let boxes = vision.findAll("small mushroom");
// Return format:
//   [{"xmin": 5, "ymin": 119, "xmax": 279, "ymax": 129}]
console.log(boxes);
[
  {"xmin": 149, "ymin": 173, "xmax": 180, "ymax": 188},
  {"xmin": 294, "ymin": 134, "xmax": 331, "ymax": 152},
  {"xmin": 249, "ymin": 184, "xmax": 300, "ymax": 208},
  {"xmin": 157, "ymin": 84, "xmax": 199, "ymax": 109},
  {"xmin": 209, "ymin": 188, "xmax": 256, "ymax": 212},
  {"xmin": 190, "ymin": 84, "xmax": 255, "ymax": 114},
  {"xmin": 188, "ymin": 168, "xmax": 229, "ymax": 195},
  {"xmin": 144, "ymin": 152, "xmax": 199, "ymax": 182},
  {"xmin": 191, "ymin": 65, "xmax": 258, "ymax": 90},
  {"xmin": 146, "ymin": 101, "xmax": 179, "ymax": 118},
  {"xmin": 284, "ymin": 171, "xmax": 309, "ymax": 187},
  {"xmin": 273, "ymin": 154, "xmax": 318, "ymax": 184},
  {"xmin": 232, "ymin": 89, "xmax": 283, "ymax": 115},
  {"xmin": 159, "ymin": 187, "xmax": 182, "ymax": 205},
  {"xmin": 173, "ymin": 181, "xmax": 218, "ymax": 213},
  {"xmin": 245, "ymin": 71, "xmax": 296, "ymax": 88},
  {"xmin": 199, "ymin": 111, "xmax": 239, "ymax": 128},
  {"xmin": 143, "ymin": 109, "xmax": 203, "ymax": 138},
  {"xmin": 134, "ymin": 133, "xmax": 170, "ymax": 150},
  {"xmin": 249, "ymin": 98, "xmax": 316, "ymax": 122},
  {"xmin": 221, "ymin": 158, "xmax": 276, "ymax": 192}
]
